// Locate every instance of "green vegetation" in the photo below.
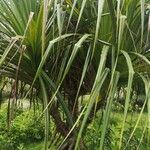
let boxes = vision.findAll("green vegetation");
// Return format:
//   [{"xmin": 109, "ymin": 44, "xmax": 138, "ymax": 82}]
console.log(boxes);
[
  {"xmin": 25, "ymin": 142, "xmax": 44, "ymax": 150},
  {"xmin": 0, "ymin": 0, "xmax": 150, "ymax": 149},
  {"xmin": 0, "ymin": 106, "xmax": 45, "ymax": 150},
  {"xmin": 0, "ymin": 105, "xmax": 149, "ymax": 150}
]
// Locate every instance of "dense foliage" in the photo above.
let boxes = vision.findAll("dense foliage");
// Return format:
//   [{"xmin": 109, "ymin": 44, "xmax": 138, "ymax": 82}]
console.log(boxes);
[
  {"xmin": 0, "ymin": 107, "xmax": 45, "ymax": 150},
  {"xmin": 0, "ymin": 0, "xmax": 150, "ymax": 149},
  {"xmin": 0, "ymin": 105, "xmax": 149, "ymax": 150}
]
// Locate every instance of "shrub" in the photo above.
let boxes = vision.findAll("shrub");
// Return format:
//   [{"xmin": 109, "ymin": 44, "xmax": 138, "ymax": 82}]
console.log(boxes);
[{"xmin": 0, "ymin": 107, "xmax": 45, "ymax": 150}]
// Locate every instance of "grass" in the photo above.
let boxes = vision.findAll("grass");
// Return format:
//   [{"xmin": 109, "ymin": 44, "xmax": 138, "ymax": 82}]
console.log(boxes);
[
  {"xmin": 0, "ymin": 94, "xmax": 149, "ymax": 149},
  {"xmin": 25, "ymin": 142, "xmax": 44, "ymax": 150},
  {"xmin": 112, "ymin": 111, "xmax": 148, "ymax": 126},
  {"xmin": 84, "ymin": 110, "xmax": 149, "ymax": 150},
  {"xmin": 21, "ymin": 112, "xmax": 149, "ymax": 150}
]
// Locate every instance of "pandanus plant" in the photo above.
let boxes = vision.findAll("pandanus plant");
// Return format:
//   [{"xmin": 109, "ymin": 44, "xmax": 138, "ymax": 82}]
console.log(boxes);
[{"xmin": 0, "ymin": 0, "xmax": 150, "ymax": 149}]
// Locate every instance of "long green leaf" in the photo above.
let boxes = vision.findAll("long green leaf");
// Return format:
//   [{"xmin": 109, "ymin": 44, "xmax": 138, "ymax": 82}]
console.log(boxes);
[{"xmin": 119, "ymin": 50, "xmax": 135, "ymax": 149}]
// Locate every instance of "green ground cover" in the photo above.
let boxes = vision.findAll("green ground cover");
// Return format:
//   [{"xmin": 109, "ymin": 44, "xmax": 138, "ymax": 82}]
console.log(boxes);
[{"xmin": 0, "ymin": 103, "xmax": 149, "ymax": 150}]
